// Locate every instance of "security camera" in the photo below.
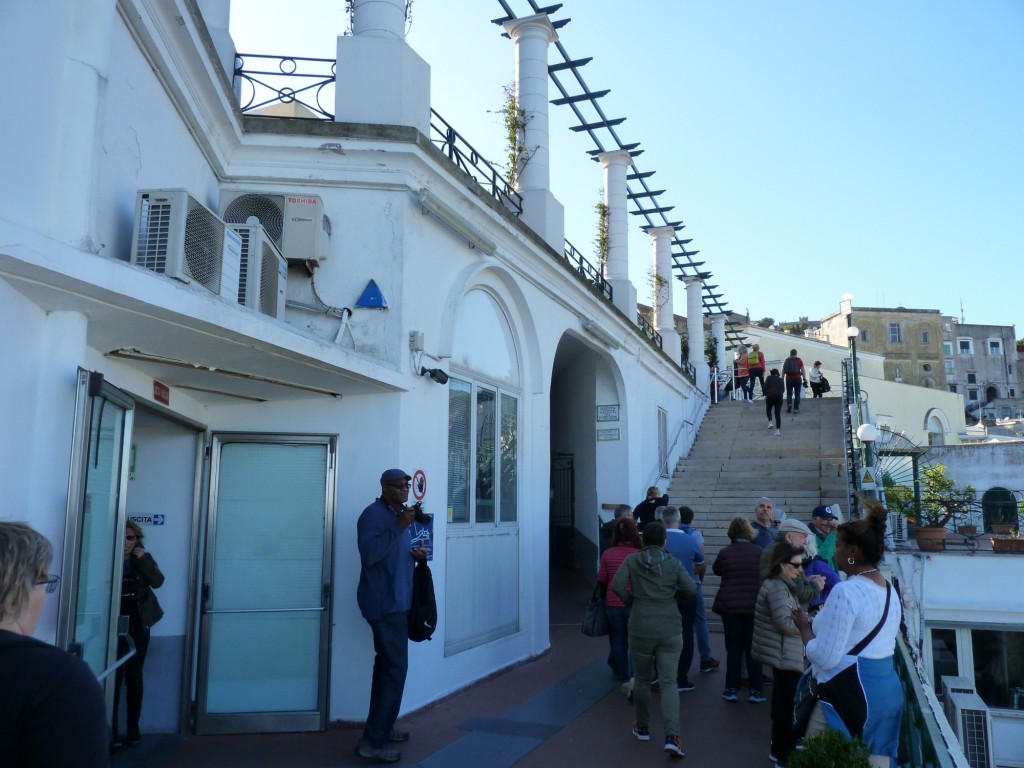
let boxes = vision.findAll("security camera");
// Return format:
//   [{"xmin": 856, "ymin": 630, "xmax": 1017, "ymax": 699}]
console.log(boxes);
[{"xmin": 419, "ymin": 367, "xmax": 449, "ymax": 385}]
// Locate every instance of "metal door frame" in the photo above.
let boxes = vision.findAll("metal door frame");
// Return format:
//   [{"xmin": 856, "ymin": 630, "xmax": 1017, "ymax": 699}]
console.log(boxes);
[
  {"xmin": 57, "ymin": 369, "xmax": 135, "ymax": 694},
  {"xmin": 195, "ymin": 432, "xmax": 336, "ymax": 734}
]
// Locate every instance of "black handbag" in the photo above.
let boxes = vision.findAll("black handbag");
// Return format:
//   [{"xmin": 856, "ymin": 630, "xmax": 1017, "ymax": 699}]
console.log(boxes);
[
  {"xmin": 582, "ymin": 581, "xmax": 609, "ymax": 637},
  {"xmin": 793, "ymin": 582, "xmax": 891, "ymax": 738}
]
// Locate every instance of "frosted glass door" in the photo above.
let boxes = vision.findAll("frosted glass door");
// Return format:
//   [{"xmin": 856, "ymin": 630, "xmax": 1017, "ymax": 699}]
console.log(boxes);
[{"xmin": 196, "ymin": 438, "xmax": 334, "ymax": 734}]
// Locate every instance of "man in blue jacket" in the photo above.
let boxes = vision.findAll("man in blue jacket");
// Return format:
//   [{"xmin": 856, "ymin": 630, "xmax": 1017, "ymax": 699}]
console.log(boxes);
[
  {"xmin": 662, "ymin": 506, "xmax": 705, "ymax": 692},
  {"xmin": 356, "ymin": 469, "xmax": 428, "ymax": 764}
]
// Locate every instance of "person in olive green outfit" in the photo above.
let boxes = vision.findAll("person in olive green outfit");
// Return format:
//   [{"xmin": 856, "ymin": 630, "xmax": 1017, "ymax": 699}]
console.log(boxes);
[{"xmin": 611, "ymin": 522, "xmax": 695, "ymax": 758}]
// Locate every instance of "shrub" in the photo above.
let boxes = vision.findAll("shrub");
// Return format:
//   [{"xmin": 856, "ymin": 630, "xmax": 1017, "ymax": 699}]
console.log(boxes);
[{"xmin": 788, "ymin": 729, "xmax": 871, "ymax": 768}]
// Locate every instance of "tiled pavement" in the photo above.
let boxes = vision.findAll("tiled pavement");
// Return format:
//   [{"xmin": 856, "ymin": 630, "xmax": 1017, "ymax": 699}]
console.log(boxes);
[{"xmin": 117, "ymin": 569, "xmax": 771, "ymax": 767}]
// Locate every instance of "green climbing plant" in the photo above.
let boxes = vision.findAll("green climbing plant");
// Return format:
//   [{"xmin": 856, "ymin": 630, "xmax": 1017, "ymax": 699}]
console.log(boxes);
[
  {"xmin": 594, "ymin": 192, "xmax": 609, "ymax": 273},
  {"xmin": 499, "ymin": 84, "xmax": 533, "ymax": 187}
]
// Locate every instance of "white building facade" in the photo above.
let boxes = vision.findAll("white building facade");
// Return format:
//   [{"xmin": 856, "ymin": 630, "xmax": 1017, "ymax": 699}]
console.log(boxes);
[{"xmin": 0, "ymin": 0, "xmax": 713, "ymax": 735}]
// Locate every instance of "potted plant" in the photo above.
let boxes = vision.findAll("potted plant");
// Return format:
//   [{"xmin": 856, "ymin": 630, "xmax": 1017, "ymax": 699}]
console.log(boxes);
[
  {"xmin": 788, "ymin": 729, "xmax": 870, "ymax": 768},
  {"xmin": 992, "ymin": 531, "xmax": 1024, "ymax": 553},
  {"xmin": 901, "ymin": 465, "xmax": 977, "ymax": 552}
]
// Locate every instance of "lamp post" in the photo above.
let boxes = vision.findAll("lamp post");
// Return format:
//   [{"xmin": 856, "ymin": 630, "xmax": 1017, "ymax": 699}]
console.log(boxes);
[{"xmin": 846, "ymin": 325, "xmax": 861, "ymax": 412}]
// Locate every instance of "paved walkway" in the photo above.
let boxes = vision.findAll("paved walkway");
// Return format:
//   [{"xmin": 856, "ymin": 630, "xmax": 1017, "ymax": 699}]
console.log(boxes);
[{"xmin": 119, "ymin": 569, "xmax": 771, "ymax": 767}]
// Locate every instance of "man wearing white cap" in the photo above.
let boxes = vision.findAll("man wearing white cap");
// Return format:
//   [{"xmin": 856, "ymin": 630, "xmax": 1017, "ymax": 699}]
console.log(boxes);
[
  {"xmin": 356, "ymin": 469, "xmax": 429, "ymax": 763},
  {"xmin": 758, "ymin": 518, "xmax": 825, "ymax": 606}
]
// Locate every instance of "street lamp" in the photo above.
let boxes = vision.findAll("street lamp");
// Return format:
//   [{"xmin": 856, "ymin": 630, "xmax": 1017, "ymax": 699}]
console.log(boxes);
[{"xmin": 846, "ymin": 325, "xmax": 861, "ymax": 410}]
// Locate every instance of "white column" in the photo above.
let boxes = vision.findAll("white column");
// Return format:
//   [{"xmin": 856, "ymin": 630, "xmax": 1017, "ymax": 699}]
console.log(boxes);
[
  {"xmin": 351, "ymin": 0, "xmax": 406, "ymax": 37},
  {"xmin": 683, "ymin": 276, "xmax": 709, "ymax": 393},
  {"xmin": 648, "ymin": 226, "xmax": 679, "ymax": 358},
  {"xmin": 599, "ymin": 150, "xmax": 636, "ymax": 317},
  {"xmin": 335, "ymin": 0, "xmax": 430, "ymax": 133},
  {"xmin": 503, "ymin": 14, "xmax": 564, "ymax": 250},
  {"xmin": 711, "ymin": 314, "xmax": 728, "ymax": 377}
]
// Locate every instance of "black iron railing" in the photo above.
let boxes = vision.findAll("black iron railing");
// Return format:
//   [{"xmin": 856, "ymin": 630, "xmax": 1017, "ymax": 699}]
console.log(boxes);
[
  {"xmin": 428, "ymin": 110, "xmax": 522, "ymax": 216},
  {"xmin": 233, "ymin": 53, "xmax": 336, "ymax": 119},
  {"xmin": 231, "ymin": 54, "xmax": 522, "ymax": 215},
  {"xmin": 562, "ymin": 239, "xmax": 611, "ymax": 301},
  {"xmin": 636, "ymin": 311, "xmax": 662, "ymax": 349}
]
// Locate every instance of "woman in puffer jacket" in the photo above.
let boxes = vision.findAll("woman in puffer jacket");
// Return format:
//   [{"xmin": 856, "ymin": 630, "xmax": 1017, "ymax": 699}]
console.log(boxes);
[{"xmin": 752, "ymin": 542, "xmax": 806, "ymax": 768}]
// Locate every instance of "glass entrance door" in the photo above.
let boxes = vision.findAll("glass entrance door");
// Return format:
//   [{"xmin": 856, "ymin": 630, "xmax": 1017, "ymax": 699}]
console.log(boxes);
[
  {"xmin": 58, "ymin": 370, "xmax": 134, "ymax": 683},
  {"xmin": 195, "ymin": 436, "xmax": 335, "ymax": 734}
]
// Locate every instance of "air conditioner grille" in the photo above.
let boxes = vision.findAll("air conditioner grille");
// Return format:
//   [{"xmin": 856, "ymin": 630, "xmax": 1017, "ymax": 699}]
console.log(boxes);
[
  {"xmin": 222, "ymin": 194, "xmax": 285, "ymax": 246},
  {"xmin": 959, "ymin": 707, "xmax": 991, "ymax": 767},
  {"xmin": 134, "ymin": 197, "xmax": 173, "ymax": 273},
  {"xmin": 184, "ymin": 198, "xmax": 223, "ymax": 293},
  {"xmin": 259, "ymin": 240, "xmax": 280, "ymax": 317},
  {"xmin": 236, "ymin": 227, "xmax": 253, "ymax": 305}
]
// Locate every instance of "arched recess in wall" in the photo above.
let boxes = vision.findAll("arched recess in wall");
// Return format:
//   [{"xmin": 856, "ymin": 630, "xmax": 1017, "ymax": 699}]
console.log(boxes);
[
  {"xmin": 923, "ymin": 408, "xmax": 950, "ymax": 446},
  {"xmin": 443, "ymin": 283, "xmax": 526, "ymax": 656},
  {"xmin": 981, "ymin": 487, "xmax": 1018, "ymax": 532},
  {"xmin": 437, "ymin": 260, "xmax": 543, "ymax": 395}
]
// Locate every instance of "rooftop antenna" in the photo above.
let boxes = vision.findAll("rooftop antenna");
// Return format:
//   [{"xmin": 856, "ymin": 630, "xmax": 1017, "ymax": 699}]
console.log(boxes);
[{"xmin": 960, "ymin": 299, "xmax": 964, "ymax": 324}]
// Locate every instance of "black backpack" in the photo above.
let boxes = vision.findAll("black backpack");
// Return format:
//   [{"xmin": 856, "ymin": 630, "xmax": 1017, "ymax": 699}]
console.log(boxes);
[
  {"xmin": 408, "ymin": 561, "xmax": 437, "ymax": 642},
  {"xmin": 819, "ymin": 376, "xmax": 831, "ymax": 393}
]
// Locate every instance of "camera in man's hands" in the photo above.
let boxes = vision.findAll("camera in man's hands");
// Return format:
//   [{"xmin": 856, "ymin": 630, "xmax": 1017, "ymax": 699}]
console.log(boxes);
[{"xmin": 412, "ymin": 501, "xmax": 432, "ymax": 524}]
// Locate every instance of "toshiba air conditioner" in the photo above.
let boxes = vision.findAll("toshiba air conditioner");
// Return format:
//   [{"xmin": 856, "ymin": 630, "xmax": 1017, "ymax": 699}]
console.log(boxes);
[
  {"xmin": 229, "ymin": 222, "xmax": 287, "ymax": 318},
  {"xmin": 220, "ymin": 191, "xmax": 331, "ymax": 263},
  {"xmin": 131, "ymin": 189, "xmax": 241, "ymax": 300}
]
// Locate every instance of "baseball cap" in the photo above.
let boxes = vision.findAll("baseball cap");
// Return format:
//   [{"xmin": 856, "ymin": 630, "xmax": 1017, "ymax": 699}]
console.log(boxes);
[
  {"xmin": 380, "ymin": 468, "xmax": 411, "ymax": 484},
  {"xmin": 811, "ymin": 505, "xmax": 836, "ymax": 520},
  {"xmin": 778, "ymin": 519, "xmax": 812, "ymax": 536}
]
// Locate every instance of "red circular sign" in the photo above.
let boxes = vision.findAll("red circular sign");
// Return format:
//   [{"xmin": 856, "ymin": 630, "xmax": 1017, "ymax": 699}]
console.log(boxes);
[{"xmin": 412, "ymin": 470, "xmax": 427, "ymax": 501}]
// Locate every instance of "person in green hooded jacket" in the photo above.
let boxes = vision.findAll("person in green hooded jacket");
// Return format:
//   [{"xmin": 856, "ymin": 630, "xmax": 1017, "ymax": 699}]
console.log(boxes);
[{"xmin": 611, "ymin": 522, "xmax": 696, "ymax": 759}]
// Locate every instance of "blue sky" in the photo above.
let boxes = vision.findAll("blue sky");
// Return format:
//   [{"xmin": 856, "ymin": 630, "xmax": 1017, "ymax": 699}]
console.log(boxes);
[{"xmin": 230, "ymin": 0, "xmax": 1024, "ymax": 336}]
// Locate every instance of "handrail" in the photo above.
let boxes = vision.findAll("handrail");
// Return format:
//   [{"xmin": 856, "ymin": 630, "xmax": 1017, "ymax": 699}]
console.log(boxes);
[
  {"xmin": 428, "ymin": 109, "xmax": 523, "ymax": 215},
  {"xmin": 636, "ymin": 311, "xmax": 662, "ymax": 348},
  {"xmin": 562, "ymin": 239, "xmax": 612, "ymax": 301},
  {"xmin": 647, "ymin": 417, "xmax": 695, "ymax": 488}
]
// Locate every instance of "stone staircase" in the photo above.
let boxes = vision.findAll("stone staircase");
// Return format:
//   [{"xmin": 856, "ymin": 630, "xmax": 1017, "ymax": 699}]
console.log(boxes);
[{"xmin": 667, "ymin": 396, "xmax": 849, "ymax": 631}]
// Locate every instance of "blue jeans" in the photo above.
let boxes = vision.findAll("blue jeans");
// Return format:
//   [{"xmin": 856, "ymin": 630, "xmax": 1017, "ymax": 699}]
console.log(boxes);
[
  {"xmin": 676, "ymin": 594, "xmax": 697, "ymax": 683},
  {"xmin": 362, "ymin": 612, "xmax": 409, "ymax": 749},
  {"xmin": 785, "ymin": 379, "xmax": 802, "ymax": 410},
  {"xmin": 694, "ymin": 584, "xmax": 712, "ymax": 663},
  {"xmin": 606, "ymin": 605, "xmax": 632, "ymax": 682}
]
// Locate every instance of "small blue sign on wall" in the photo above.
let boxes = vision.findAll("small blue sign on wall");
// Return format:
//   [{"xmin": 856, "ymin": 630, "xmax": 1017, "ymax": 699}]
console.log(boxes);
[{"xmin": 356, "ymin": 279, "xmax": 388, "ymax": 309}]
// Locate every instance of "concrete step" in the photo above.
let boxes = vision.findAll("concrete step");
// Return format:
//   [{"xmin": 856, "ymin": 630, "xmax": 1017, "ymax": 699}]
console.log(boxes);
[{"xmin": 668, "ymin": 398, "xmax": 848, "ymax": 626}]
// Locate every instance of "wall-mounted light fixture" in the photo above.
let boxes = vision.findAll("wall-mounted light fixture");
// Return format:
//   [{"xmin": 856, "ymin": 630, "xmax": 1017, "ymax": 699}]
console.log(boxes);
[
  {"xmin": 417, "ymin": 188, "xmax": 497, "ymax": 255},
  {"xmin": 420, "ymin": 367, "xmax": 449, "ymax": 385},
  {"xmin": 581, "ymin": 318, "xmax": 621, "ymax": 350}
]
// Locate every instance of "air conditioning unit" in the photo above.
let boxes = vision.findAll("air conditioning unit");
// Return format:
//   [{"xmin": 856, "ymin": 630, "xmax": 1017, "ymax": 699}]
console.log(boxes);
[
  {"xmin": 220, "ymin": 191, "xmax": 330, "ymax": 263},
  {"xmin": 941, "ymin": 675, "xmax": 976, "ymax": 724},
  {"xmin": 948, "ymin": 691, "xmax": 994, "ymax": 768},
  {"xmin": 131, "ymin": 189, "xmax": 241, "ymax": 300},
  {"xmin": 229, "ymin": 222, "xmax": 287, "ymax": 318}
]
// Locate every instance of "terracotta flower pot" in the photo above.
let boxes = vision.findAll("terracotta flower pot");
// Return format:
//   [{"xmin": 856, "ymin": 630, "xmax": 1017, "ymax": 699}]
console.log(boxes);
[
  {"xmin": 991, "ymin": 537, "xmax": 1024, "ymax": 553},
  {"xmin": 913, "ymin": 527, "xmax": 948, "ymax": 552},
  {"xmin": 957, "ymin": 525, "xmax": 978, "ymax": 536}
]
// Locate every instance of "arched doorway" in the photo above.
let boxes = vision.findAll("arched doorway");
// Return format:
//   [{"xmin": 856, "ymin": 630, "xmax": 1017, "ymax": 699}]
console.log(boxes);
[{"xmin": 982, "ymin": 487, "xmax": 1018, "ymax": 532}]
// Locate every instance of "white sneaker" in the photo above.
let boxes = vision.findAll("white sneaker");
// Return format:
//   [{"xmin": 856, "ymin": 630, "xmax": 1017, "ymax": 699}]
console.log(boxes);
[
  {"xmin": 774, "ymin": 429, "xmax": 781, "ymax": 436},
  {"xmin": 767, "ymin": 420, "xmax": 773, "ymax": 429}
]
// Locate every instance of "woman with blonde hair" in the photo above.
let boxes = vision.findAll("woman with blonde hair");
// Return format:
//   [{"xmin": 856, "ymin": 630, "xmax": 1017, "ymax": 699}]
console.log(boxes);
[{"xmin": 0, "ymin": 521, "xmax": 107, "ymax": 766}]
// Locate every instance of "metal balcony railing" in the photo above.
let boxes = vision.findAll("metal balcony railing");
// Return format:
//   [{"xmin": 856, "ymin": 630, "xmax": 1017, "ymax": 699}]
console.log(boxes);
[{"xmin": 562, "ymin": 239, "xmax": 611, "ymax": 302}]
